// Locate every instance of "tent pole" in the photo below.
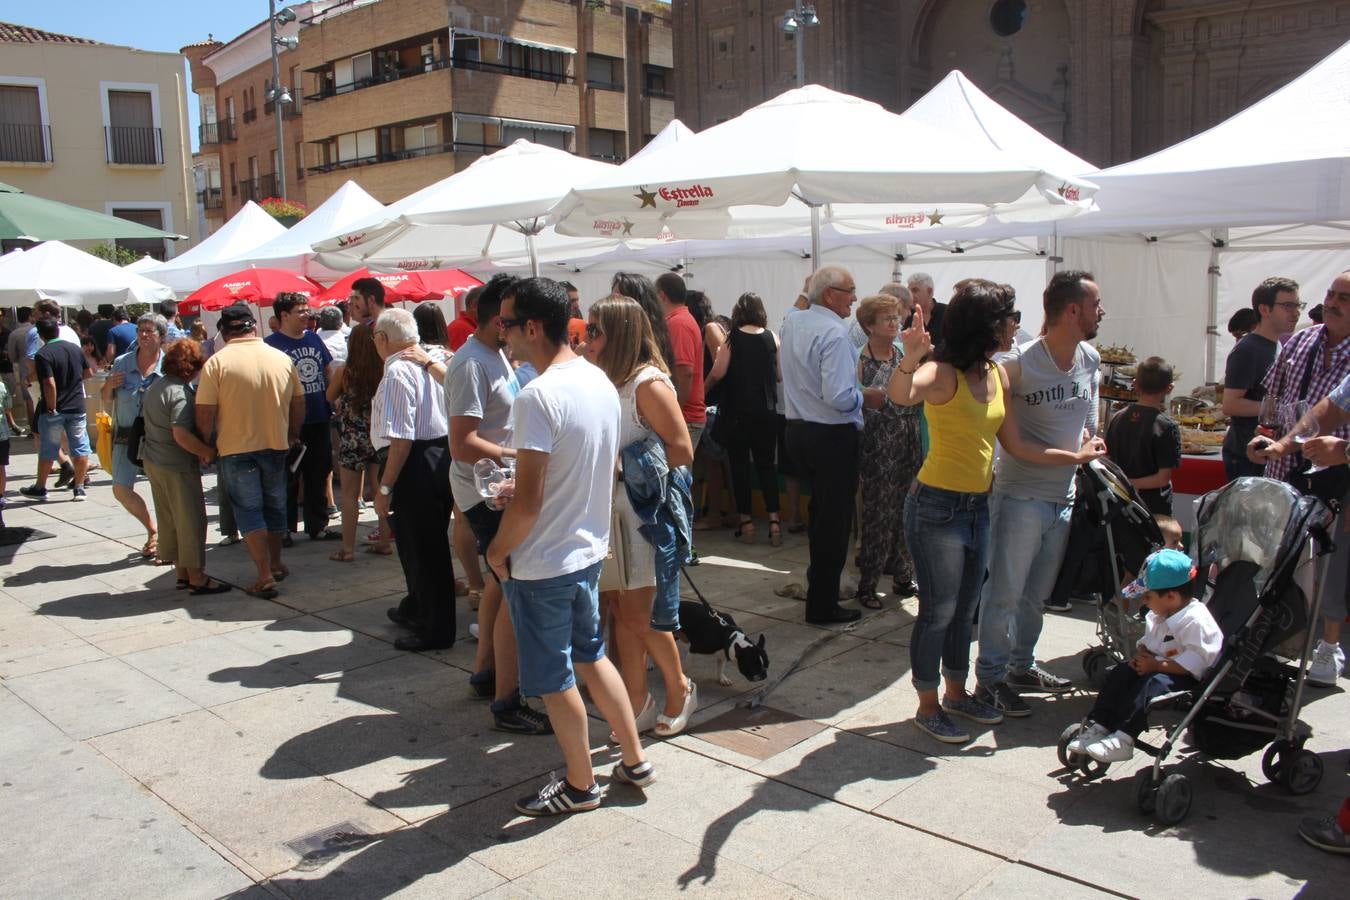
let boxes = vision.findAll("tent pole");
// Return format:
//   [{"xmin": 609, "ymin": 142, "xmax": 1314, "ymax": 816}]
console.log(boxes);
[
  {"xmin": 526, "ymin": 231, "xmax": 540, "ymax": 278},
  {"xmin": 809, "ymin": 204, "xmax": 821, "ymax": 267},
  {"xmin": 1205, "ymin": 228, "xmax": 1227, "ymax": 384}
]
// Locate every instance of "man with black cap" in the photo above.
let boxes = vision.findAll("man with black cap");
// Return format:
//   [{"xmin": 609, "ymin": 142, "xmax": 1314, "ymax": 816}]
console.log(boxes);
[{"xmin": 196, "ymin": 304, "xmax": 304, "ymax": 598}]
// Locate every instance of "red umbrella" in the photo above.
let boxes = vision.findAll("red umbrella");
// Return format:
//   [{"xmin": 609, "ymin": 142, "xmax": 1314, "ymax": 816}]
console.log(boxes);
[
  {"xmin": 313, "ymin": 267, "xmax": 483, "ymax": 307},
  {"xmin": 183, "ymin": 268, "xmax": 325, "ymax": 314}
]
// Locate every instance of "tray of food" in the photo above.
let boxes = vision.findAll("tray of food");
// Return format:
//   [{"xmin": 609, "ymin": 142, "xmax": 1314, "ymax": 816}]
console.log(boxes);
[
  {"xmin": 1096, "ymin": 343, "xmax": 1137, "ymax": 365},
  {"xmin": 1181, "ymin": 427, "xmax": 1225, "ymax": 455}
]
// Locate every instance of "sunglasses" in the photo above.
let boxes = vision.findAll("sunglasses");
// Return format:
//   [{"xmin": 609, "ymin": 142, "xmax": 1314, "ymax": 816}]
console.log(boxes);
[{"xmin": 585, "ymin": 323, "xmax": 602, "ymax": 339}]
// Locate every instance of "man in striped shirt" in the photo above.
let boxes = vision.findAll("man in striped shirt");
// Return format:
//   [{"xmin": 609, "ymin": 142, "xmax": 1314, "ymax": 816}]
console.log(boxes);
[{"xmin": 371, "ymin": 308, "xmax": 456, "ymax": 652}]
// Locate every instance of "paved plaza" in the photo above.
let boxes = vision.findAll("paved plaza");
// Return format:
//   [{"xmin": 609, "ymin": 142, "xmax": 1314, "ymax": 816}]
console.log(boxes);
[{"xmin": 0, "ymin": 444, "xmax": 1346, "ymax": 899}]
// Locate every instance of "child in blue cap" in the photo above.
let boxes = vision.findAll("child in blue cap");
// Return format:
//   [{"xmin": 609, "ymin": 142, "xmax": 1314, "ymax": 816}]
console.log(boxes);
[{"xmin": 1068, "ymin": 548, "xmax": 1224, "ymax": 763}]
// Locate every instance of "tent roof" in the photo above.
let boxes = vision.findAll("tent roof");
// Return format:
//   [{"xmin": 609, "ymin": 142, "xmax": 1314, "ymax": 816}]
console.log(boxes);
[
  {"xmin": 141, "ymin": 201, "xmax": 287, "ymax": 292},
  {"xmin": 0, "ymin": 240, "xmax": 174, "ymax": 307},
  {"xmin": 1062, "ymin": 38, "xmax": 1350, "ymax": 235}
]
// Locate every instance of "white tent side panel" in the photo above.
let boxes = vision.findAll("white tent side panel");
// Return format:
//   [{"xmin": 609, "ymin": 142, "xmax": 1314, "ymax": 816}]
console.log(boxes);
[
  {"xmin": 1060, "ymin": 238, "xmax": 1211, "ymax": 387},
  {"xmin": 1214, "ymin": 248, "xmax": 1350, "ymax": 369}
]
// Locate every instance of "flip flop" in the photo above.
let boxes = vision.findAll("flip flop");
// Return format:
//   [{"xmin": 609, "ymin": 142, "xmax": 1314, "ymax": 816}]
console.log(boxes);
[
  {"xmin": 189, "ymin": 578, "xmax": 232, "ymax": 596},
  {"xmin": 246, "ymin": 581, "xmax": 279, "ymax": 599},
  {"xmin": 329, "ymin": 549, "xmax": 355, "ymax": 562},
  {"xmin": 364, "ymin": 544, "xmax": 393, "ymax": 556},
  {"xmin": 271, "ymin": 568, "xmax": 290, "ymax": 582}
]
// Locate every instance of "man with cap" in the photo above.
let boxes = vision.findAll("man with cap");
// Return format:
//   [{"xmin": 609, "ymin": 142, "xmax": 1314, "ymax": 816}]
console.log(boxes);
[
  {"xmin": 196, "ymin": 304, "xmax": 304, "ymax": 598},
  {"xmin": 1066, "ymin": 548, "xmax": 1223, "ymax": 764}
]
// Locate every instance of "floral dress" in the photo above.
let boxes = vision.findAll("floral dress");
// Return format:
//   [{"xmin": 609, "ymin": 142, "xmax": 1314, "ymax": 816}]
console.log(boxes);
[
  {"xmin": 857, "ymin": 345, "xmax": 923, "ymax": 594},
  {"xmin": 333, "ymin": 390, "xmax": 377, "ymax": 472}
]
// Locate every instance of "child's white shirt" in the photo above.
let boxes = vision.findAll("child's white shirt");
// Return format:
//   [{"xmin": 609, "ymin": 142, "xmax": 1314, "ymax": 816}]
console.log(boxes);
[{"xmin": 1137, "ymin": 599, "xmax": 1223, "ymax": 679}]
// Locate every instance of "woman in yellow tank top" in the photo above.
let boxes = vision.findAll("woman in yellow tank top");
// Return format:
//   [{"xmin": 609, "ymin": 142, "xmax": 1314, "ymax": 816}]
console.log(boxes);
[{"xmin": 887, "ymin": 280, "xmax": 1107, "ymax": 744}]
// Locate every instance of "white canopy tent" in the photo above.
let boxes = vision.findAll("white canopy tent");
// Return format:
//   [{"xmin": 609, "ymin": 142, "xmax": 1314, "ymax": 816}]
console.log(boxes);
[
  {"xmin": 0, "ymin": 240, "xmax": 174, "ymax": 307},
  {"xmin": 140, "ymin": 202, "xmax": 286, "ymax": 293},
  {"xmin": 123, "ymin": 255, "xmax": 159, "ymax": 274},
  {"xmin": 312, "ymin": 141, "xmax": 626, "ymax": 275},
  {"xmin": 213, "ymin": 180, "xmax": 386, "ymax": 283}
]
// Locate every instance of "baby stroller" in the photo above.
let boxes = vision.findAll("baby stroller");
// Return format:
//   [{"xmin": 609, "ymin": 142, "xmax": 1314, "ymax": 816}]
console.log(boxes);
[
  {"xmin": 1062, "ymin": 458, "xmax": 1165, "ymax": 687},
  {"xmin": 1057, "ymin": 476, "xmax": 1335, "ymax": 826}
]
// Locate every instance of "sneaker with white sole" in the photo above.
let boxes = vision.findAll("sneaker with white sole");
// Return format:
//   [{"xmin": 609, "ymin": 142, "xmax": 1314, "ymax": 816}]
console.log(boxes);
[
  {"xmin": 514, "ymin": 776, "xmax": 601, "ymax": 817},
  {"xmin": 610, "ymin": 759, "xmax": 656, "ymax": 789},
  {"xmin": 1306, "ymin": 639, "xmax": 1345, "ymax": 687},
  {"xmin": 71, "ymin": 486, "xmax": 87, "ymax": 502},
  {"xmin": 1066, "ymin": 722, "xmax": 1110, "ymax": 754},
  {"xmin": 941, "ymin": 693, "xmax": 1004, "ymax": 725},
  {"xmin": 974, "ymin": 682, "xmax": 1032, "ymax": 717},
  {"xmin": 1043, "ymin": 598, "xmax": 1073, "ymax": 613},
  {"xmin": 1006, "ymin": 664, "xmax": 1073, "ymax": 694},
  {"xmin": 914, "ymin": 710, "xmax": 971, "ymax": 744},
  {"xmin": 1298, "ymin": 813, "xmax": 1350, "ymax": 855},
  {"xmin": 1084, "ymin": 730, "xmax": 1134, "ymax": 763}
]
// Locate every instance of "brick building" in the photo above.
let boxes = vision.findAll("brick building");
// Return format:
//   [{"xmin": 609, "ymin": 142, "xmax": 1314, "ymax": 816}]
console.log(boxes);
[
  {"xmin": 671, "ymin": 0, "xmax": 1350, "ymax": 167},
  {"xmin": 183, "ymin": 0, "xmax": 673, "ymax": 233}
]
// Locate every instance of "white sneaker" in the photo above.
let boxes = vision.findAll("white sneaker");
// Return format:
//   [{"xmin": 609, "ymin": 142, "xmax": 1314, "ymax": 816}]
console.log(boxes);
[
  {"xmin": 469, "ymin": 623, "xmax": 480, "ymax": 642},
  {"xmin": 1085, "ymin": 730, "xmax": 1135, "ymax": 763},
  {"xmin": 1067, "ymin": 722, "xmax": 1110, "ymax": 754},
  {"xmin": 1307, "ymin": 640, "xmax": 1345, "ymax": 688}
]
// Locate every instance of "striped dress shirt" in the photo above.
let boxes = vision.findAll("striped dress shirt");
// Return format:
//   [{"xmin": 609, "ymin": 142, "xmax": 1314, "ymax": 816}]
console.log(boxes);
[
  {"xmin": 370, "ymin": 352, "xmax": 449, "ymax": 449},
  {"xmin": 1261, "ymin": 325, "xmax": 1350, "ymax": 481}
]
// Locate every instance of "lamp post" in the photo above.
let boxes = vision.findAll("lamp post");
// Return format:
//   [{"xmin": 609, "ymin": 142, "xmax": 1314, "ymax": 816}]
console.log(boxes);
[
  {"xmin": 268, "ymin": 2, "xmax": 298, "ymax": 200},
  {"xmin": 780, "ymin": 2, "xmax": 820, "ymax": 88}
]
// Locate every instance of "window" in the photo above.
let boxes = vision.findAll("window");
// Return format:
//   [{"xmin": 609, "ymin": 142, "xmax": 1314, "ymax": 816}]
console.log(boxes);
[
  {"xmin": 503, "ymin": 123, "xmax": 569, "ymax": 150},
  {"xmin": 644, "ymin": 65, "xmax": 672, "ymax": 98},
  {"xmin": 454, "ymin": 117, "xmax": 488, "ymax": 151},
  {"xmin": 295, "ymin": 140, "xmax": 305, "ymax": 180},
  {"xmin": 106, "ymin": 89, "xmax": 159, "ymax": 164},
  {"xmin": 111, "ymin": 207, "xmax": 167, "ymax": 261},
  {"xmin": 503, "ymin": 44, "xmax": 566, "ymax": 81},
  {"xmin": 334, "ymin": 52, "xmax": 373, "ymax": 92},
  {"xmin": 588, "ymin": 128, "xmax": 624, "ymax": 161},
  {"xmin": 336, "ymin": 128, "xmax": 377, "ymax": 162},
  {"xmin": 243, "ymin": 86, "xmax": 256, "ymax": 122},
  {"xmin": 229, "ymin": 161, "xmax": 237, "ymax": 196},
  {"xmin": 402, "ymin": 122, "xmax": 439, "ymax": 152},
  {"xmin": 0, "ymin": 83, "xmax": 48, "ymax": 162},
  {"xmin": 453, "ymin": 36, "xmax": 480, "ymax": 64},
  {"xmin": 587, "ymin": 54, "xmax": 622, "ymax": 90}
]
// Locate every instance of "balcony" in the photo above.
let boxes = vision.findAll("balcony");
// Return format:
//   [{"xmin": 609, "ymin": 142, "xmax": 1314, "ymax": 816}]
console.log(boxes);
[
  {"xmin": 308, "ymin": 140, "xmax": 484, "ymax": 175},
  {"xmin": 105, "ymin": 125, "xmax": 162, "ymax": 165},
  {"xmin": 283, "ymin": 101, "xmax": 302, "ymax": 120},
  {"xmin": 644, "ymin": 87, "xmax": 674, "ymax": 100},
  {"xmin": 451, "ymin": 57, "xmax": 573, "ymax": 85},
  {"xmin": 0, "ymin": 123, "xmax": 51, "ymax": 163},
  {"xmin": 305, "ymin": 56, "xmax": 451, "ymax": 103},
  {"xmin": 239, "ymin": 173, "xmax": 280, "ymax": 203},
  {"xmin": 199, "ymin": 118, "xmax": 237, "ymax": 145},
  {"xmin": 242, "ymin": 107, "xmax": 258, "ymax": 124},
  {"xmin": 198, "ymin": 187, "xmax": 223, "ymax": 210}
]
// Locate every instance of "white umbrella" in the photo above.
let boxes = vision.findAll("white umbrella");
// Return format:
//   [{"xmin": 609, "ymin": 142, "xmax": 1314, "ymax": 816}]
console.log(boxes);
[
  {"xmin": 551, "ymin": 84, "xmax": 1098, "ymax": 260},
  {"xmin": 140, "ymin": 201, "xmax": 287, "ymax": 292},
  {"xmin": 312, "ymin": 141, "xmax": 623, "ymax": 276},
  {"xmin": 0, "ymin": 240, "xmax": 174, "ymax": 307}
]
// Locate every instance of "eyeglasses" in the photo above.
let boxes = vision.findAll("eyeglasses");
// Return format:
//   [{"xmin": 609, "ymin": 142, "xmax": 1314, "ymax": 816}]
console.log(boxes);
[
  {"xmin": 830, "ymin": 285, "xmax": 857, "ymax": 297},
  {"xmin": 877, "ymin": 315, "xmax": 902, "ymax": 324},
  {"xmin": 585, "ymin": 323, "xmax": 603, "ymax": 339},
  {"xmin": 1275, "ymin": 301, "xmax": 1307, "ymax": 311},
  {"xmin": 498, "ymin": 317, "xmax": 525, "ymax": 331}
]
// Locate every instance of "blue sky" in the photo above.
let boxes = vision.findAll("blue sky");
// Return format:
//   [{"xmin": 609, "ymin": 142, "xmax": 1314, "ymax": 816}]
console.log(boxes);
[{"xmin": 10, "ymin": 2, "xmax": 289, "ymax": 151}]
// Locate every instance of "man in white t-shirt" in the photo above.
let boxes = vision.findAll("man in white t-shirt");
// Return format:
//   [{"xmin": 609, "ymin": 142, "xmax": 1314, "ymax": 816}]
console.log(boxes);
[{"xmin": 486, "ymin": 276, "xmax": 653, "ymax": 817}]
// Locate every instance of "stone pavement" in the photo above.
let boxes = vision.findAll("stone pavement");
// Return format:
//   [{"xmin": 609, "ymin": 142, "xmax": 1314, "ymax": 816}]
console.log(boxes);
[{"xmin": 1, "ymin": 450, "xmax": 1346, "ymax": 899}]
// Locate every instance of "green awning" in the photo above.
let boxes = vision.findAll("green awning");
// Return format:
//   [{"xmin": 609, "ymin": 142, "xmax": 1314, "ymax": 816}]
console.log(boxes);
[{"xmin": 0, "ymin": 182, "xmax": 183, "ymax": 241}]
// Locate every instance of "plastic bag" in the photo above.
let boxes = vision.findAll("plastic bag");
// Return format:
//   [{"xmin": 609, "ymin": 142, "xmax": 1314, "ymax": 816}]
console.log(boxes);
[{"xmin": 95, "ymin": 411, "xmax": 113, "ymax": 474}]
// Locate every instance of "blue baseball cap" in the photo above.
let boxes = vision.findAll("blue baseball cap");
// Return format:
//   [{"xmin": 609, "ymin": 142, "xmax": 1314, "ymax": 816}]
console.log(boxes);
[{"xmin": 1123, "ymin": 549, "xmax": 1197, "ymax": 599}]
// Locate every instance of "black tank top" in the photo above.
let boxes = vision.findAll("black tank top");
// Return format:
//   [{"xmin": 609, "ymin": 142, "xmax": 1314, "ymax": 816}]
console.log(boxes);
[{"xmin": 723, "ymin": 328, "xmax": 777, "ymax": 416}]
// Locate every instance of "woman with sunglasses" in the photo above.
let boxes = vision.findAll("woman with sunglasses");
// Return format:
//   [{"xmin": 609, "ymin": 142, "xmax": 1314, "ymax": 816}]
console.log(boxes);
[
  {"xmin": 889, "ymin": 280, "xmax": 1106, "ymax": 744},
  {"xmin": 583, "ymin": 295, "xmax": 699, "ymax": 737}
]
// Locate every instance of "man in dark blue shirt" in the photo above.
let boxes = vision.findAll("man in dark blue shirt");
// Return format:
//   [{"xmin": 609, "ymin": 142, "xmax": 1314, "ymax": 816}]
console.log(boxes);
[
  {"xmin": 105, "ymin": 308, "xmax": 138, "ymax": 360},
  {"xmin": 265, "ymin": 292, "xmax": 335, "ymax": 539}
]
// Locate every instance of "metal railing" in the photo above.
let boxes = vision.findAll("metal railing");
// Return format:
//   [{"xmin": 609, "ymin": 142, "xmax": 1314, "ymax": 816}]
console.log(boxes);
[
  {"xmin": 105, "ymin": 125, "xmax": 162, "ymax": 165},
  {"xmin": 307, "ymin": 139, "xmax": 480, "ymax": 175},
  {"xmin": 644, "ymin": 87, "xmax": 674, "ymax": 99},
  {"xmin": 305, "ymin": 56, "xmax": 452, "ymax": 102},
  {"xmin": 198, "ymin": 187, "xmax": 223, "ymax": 209},
  {"xmin": 239, "ymin": 173, "xmax": 279, "ymax": 203},
  {"xmin": 587, "ymin": 79, "xmax": 623, "ymax": 92},
  {"xmin": 452, "ymin": 56, "xmax": 573, "ymax": 84},
  {"xmin": 199, "ymin": 118, "xmax": 237, "ymax": 145},
  {"xmin": 0, "ymin": 122, "xmax": 50, "ymax": 162},
  {"xmin": 242, "ymin": 107, "xmax": 258, "ymax": 123}
]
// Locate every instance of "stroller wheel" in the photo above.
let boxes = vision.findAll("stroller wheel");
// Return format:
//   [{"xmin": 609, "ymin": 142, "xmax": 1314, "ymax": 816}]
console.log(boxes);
[
  {"xmin": 1082, "ymin": 649, "xmax": 1111, "ymax": 690},
  {"xmin": 1261, "ymin": 741, "xmax": 1291, "ymax": 784},
  {"xmin": 1280, "ymin": 748, "xmax": 1324, "ymax": 796},
  {"xmin": 1056, "ymin": 724, "xmax": 1083, "ymax": 769},
  {"xmin": 1078, "ymin": 756, "xmax": 1110, "ymax": 780},
  {"xmin": 1132, "ymin": 769, "xmax": 1158, "ymax": 815},
  {"xmin": 1154, "ymin": 773, "xmax": 1192, "ymax": 826}
]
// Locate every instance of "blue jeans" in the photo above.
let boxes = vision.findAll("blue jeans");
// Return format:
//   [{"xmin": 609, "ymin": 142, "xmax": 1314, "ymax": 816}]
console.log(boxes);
[
  {"xmin": 217, "ymin": 450, "xmax": 288, "ymax": 535},
  {"xmin": 976, "ymin": 495, "xmax": 1073, "ymax": 687},
  {"xmin": 644, "ymin": 515, "xmax": 681, "ymax": 632},
  {"xmin": 38, "ymin": 412, "xmax": 90, "ymax": 460},
  {"xmin": 904, "ymin": 484, "xmax": 990, "ymax": 692},
  {"xmin": 502, "ymin": 561, "xmax": 606, "ymax": 697}
]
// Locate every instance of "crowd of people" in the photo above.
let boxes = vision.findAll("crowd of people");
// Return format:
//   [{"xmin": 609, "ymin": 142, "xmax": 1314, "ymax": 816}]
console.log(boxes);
[{"xmin": 0, "ymin": 265, "xmax": 1346, "ymax": 850}]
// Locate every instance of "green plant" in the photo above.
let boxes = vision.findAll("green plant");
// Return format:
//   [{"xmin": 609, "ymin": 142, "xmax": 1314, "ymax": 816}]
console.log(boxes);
[
  {"xmin": 87, "ymin": 243, "xmax": 141, "ymax": 266},
  {"xmin": 259, "ymin": 196, "xmax": 309, "ymax": 220}
]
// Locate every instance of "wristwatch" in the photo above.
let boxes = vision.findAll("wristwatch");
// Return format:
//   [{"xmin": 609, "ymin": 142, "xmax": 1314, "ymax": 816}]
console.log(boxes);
[{"xmin": 378, "ymin": 484, "xmax": 393, "ymax": 496}]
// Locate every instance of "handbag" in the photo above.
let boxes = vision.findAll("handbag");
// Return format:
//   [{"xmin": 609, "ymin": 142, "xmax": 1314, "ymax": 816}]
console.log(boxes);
[{"xmin": 124, "ymin": 416, "xmax": 146, "ymax": 468}]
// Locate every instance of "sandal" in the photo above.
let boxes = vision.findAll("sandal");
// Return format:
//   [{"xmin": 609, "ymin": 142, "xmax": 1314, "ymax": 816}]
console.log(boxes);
[
  {"xmin": 856, "ymin": 591, "xmax": 884, "ymax": 610},
  {"xmin": 175, "ymin": 578, "xmax": 190, "ymax": 591},
  {"xmin": 218, "ymin": 534, "xmax": 241, "ymax": 546},
  {"xmin": 768, "ymin": 521, "xmax": 782, "ymax": 547},
  {"xmin": 189, "ymin": 578, "xmax": 232, "ymax": 596},
  {"xmin": 734, "ymin": 521, "xmax": 756, "ymax": 544},
  {"xmin": 270, "ymin": 567, "xmax": 289, "ymax": 582},
  {"xmin": 364, "ymin": 544, "xmax": 393, "ymax": 556},
  {"xmin": 655, "ymin": 680, "xmax": 698, "ymax": 737},
  {"xmin": 141, "ymin": 537, "xmax": 158, "ymax": 559},
  {"xmin": 309, "ymin": 529, "xmax": 343, "ymax": 541},
  {"xmin": 329, "ymin": 549, "xmax": 355, "ymax": 562},
  {"xmin": 246, "ymin": 581, "xmax": 279, "ymax": 599}
]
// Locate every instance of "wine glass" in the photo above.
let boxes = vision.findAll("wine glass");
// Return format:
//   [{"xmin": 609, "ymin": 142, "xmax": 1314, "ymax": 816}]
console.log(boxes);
[
  {"xmin": 1256, "ymin": 394, "xmax": 1282, "ymax": 439},
  {"xmin": 1289, "ymin": 400, "xmax": 1326, "ymax": 473}
]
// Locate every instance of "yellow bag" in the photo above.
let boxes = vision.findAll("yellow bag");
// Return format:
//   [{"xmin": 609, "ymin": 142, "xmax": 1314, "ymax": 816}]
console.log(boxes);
[{"xmin": 95, "ymin": 411, "xmax": 114, "ymax": 474}]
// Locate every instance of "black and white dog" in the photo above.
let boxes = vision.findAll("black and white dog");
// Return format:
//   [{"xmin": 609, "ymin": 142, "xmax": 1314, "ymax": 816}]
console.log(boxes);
[{"xmin": 678, "ymin": 599, "xmax": 769, "ymax": 686}]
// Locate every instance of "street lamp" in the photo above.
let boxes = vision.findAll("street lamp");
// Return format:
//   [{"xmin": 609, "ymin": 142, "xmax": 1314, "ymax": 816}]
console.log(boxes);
[
  {"xmin": 780, "ymin": 2, "xmax": 820, "ymax": 88},
  {"xmin": 268, "ymin": 2, "xmax": 298, "ymax": 200}
]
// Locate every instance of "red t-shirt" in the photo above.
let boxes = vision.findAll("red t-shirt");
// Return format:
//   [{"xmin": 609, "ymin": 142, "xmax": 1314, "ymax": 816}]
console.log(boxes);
[
  {"xmin": 666, "ymin": 305, "xmax": 706, "ymax": 424},
  {"xmin": 567, "ymin": 317, "xmax": 587, "ymax": 348},
  {"xmin": 446, "ymin": 311, "xmax": 477, "ymax": 351}
]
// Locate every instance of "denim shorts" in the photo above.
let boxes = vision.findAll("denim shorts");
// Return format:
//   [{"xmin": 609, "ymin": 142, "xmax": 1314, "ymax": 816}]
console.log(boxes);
[
  {"xmin": 502, "ymin": 560, "xmax": 606, "ymax": 697},
  {"xmin": 111, "ymin": 441, "xmax": 144, "ymax": 487},
  {"xmin": 218, "ymin": 450, "xmax": 288, "ymax": 535},
  {"xmin": 38, "ymin": 412, "xmax": 91, "ymax": 460}
]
